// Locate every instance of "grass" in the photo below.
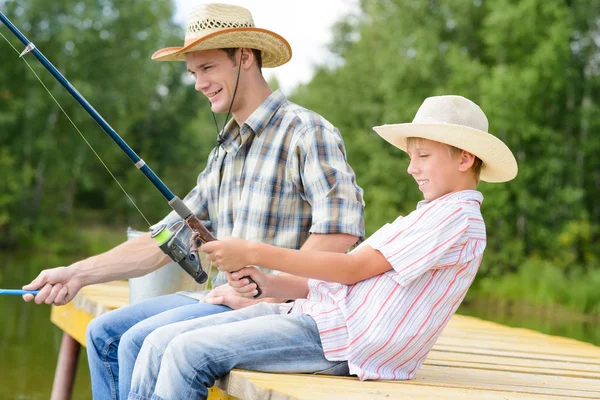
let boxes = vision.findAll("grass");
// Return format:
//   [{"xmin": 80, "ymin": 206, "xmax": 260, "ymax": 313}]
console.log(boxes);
[{"xmin": 472, "ymin": 259, "xmax": 600, "ymax": 315}]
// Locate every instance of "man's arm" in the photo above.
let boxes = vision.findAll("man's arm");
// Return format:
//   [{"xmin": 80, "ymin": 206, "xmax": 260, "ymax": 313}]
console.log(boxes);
[{"xmin": 23, "ymin": 232, "xmax": 170, "ymax": 305}]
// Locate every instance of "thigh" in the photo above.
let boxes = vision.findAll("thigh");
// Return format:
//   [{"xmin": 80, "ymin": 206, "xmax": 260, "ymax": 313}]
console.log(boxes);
[
  {"xmin": 173, "ymin": 312, "xmax": 343, "ymax": 374},
  {"xmin": 145, "ymin": 302, "xmax": 280, "ymax": 350},
  {"xmin": 126, "ymin": 298, "xmax": 232, "ymax": 339},
  {"xmin": 87, "ymin": 293, "xmax": 199, "ymax": 338}
]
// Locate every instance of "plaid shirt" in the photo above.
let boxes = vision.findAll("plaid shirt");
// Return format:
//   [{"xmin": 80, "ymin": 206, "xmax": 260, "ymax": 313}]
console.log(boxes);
[{"xmin": 153, "ymin": 90, "xmax": 365, "ymax": 287}]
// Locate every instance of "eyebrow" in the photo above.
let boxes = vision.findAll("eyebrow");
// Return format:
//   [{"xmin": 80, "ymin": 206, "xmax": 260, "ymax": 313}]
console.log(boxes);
[{"xmin": 188, "ymin": 61, "xmax": 214, "ymax": 73}]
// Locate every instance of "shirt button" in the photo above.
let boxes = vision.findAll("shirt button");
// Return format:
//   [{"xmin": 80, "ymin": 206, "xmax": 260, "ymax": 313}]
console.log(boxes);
[{"xmin": 237, "ymin": 181, "xmax": 241, "ymax": 186}]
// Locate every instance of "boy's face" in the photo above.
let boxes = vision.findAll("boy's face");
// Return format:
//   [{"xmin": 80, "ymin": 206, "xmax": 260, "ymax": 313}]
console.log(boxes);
[
  {"xmin": 186, "ymin": 49, "xmax": 243, "ymax": 114},
  {"xmin": 406, "ymin": 139, "xmax": 469, "ymax": 201}
]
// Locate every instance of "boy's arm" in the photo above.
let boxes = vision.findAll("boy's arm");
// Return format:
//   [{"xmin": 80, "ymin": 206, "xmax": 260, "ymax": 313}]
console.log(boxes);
[{"xmin": 203, "ymin": 238, "xmax": 391, "ymax": 285}]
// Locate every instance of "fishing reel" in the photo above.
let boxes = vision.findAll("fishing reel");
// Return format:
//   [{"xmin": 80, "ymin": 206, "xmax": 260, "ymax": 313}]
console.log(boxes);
[{"xmin": 151, "ymin": 223, "xmax": 208, "ymax": 284}]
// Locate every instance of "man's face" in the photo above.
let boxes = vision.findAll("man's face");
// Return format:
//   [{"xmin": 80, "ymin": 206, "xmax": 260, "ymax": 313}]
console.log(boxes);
[
  {"xmin": 186, "ymin": 49, "xmax": 241, "ymax": 114},
  {"xmin": 406, "ymin": 139, "xmax": 465, "ymax": 201}
]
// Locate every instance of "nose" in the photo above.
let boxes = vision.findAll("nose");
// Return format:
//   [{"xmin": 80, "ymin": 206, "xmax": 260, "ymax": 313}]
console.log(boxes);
[
  {"xmin": 195, "ymin": 73, "xmax": 210, "ymax": 92},
  {"xmin": 407, "ymin": 158, "xmax": 418, "ymax": 175}
]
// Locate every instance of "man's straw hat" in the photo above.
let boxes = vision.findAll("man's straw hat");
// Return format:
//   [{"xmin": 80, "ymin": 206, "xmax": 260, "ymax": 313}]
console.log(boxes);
[
  {"xmin": 373, "ymin": 95, "xmax": 518, "ymax": 183},
  {"xmin": 152, "ymin": 3, "xmax": 292, "ymax": 67}
]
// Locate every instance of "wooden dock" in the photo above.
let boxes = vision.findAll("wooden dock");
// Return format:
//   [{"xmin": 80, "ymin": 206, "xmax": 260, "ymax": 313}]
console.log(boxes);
[{"xmin": 50, "ymin": 282, "xmax": 600, "ymax": 399}]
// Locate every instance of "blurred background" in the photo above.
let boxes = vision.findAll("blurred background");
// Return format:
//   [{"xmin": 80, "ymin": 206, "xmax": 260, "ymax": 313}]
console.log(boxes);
[{"xmin": 1, "ymin": 0, "xmax": 599, "ymax": 398}]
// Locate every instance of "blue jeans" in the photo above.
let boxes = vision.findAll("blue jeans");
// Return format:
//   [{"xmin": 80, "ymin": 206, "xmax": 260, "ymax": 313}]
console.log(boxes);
[
  {"xmin": 127, "ymin": 303, "xmax": 349, "ymax": 400},
  {"xmin": 85, "ymin": 293, "xmax": 232, "ymax": 400}
]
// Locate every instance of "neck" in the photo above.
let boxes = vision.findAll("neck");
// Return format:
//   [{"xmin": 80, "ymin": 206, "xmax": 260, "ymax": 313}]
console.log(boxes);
[{"xmin": 232, "ymin": 77, "xmax": 273, "ymax": 125}]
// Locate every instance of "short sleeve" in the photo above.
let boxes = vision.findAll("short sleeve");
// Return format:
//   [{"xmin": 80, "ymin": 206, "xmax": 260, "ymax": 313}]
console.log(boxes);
[{"xmin": 289, "ymin": 124, "xmax": 365, "ymax": 238}]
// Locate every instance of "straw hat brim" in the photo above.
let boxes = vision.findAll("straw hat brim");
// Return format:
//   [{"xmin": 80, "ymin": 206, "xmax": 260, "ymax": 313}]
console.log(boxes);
[
  {"xmin": 373, "ymin": 123, "xmax": 518, "ymax": 183},
  {"xmin": 152, "ymin": 27, "xmax": 292, "ymax": 68}
]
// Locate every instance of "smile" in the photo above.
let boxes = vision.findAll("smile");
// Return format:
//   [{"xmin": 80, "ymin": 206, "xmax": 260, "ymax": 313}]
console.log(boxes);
[
  {"xmin": 417, "ymin": 180, "xmax": 429, "ymax": 186},
  {"xmin": 206, "ymin": 89, "xmax": 222, "ymax": 98}
]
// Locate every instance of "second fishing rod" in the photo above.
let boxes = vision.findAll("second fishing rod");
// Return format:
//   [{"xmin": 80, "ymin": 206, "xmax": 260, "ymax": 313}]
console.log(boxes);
[{"xmin": 0, "ymin": 11, "xmax": 263, "ymax": 296}]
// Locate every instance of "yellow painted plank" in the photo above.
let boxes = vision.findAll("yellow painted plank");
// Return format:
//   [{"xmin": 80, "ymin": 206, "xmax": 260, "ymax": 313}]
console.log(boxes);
[
  {"xmin": 207, "ymin": 386, "xmax": 240, "ymax": 400},
  {"xmin": 50, "ymin": 301, "xmax": 95, "ymax": 346}
]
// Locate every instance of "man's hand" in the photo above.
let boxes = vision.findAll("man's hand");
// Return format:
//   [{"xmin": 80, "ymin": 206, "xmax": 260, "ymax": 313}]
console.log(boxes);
[
  {"xmin": 203, "ymin": 282, "xmax": 259, "ymax": 309},
  {"xmin": 22, "ymin": 266, "xmax": 82, "ymax": 305},
  {"xmin": 227, "ymin": 267, "xmax": 270, "ymax": 299},
  {"xmin": 201, "ymin": 237, "xmax": 252, "ymax": 272}
]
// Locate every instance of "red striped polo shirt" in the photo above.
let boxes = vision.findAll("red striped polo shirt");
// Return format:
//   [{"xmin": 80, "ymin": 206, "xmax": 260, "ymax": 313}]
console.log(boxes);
[{"xmin": 288, "ymin": 190, "xmax": 486, "ymax": 380}]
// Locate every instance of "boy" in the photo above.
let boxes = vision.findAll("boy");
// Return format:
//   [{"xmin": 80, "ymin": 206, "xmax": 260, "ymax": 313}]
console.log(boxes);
[{"xmin": 127, "ymin": 95, "xmax": 517, "ymax": 400}]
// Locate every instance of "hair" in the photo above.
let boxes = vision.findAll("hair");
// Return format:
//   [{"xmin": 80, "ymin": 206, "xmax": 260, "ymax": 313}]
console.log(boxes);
[
  {"xmin": 406, "ymin": 137, "xmax": 484, "ymax": 183},
  {"xmin": 221, "ymin": 48, "xmax": 263, "ymax": 73}
]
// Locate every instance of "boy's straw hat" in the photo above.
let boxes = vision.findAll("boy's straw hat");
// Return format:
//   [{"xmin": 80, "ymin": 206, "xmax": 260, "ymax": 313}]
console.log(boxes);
[
  {"xmin": 373, "ymin": 95, "xmax": 518, "ymax": 182},
  {"xmin": 152, "ymin": 3, "xmax": 292, "ymax": 67}
]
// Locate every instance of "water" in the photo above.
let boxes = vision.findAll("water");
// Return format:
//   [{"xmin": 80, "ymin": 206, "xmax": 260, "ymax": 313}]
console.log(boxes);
[
  {"xmin": 1, "ymin": 251, "xmax": 598, "ymax": 399},
  {"xmin": 0, "ymin": 251, "xmax": 92, "ymax": 399}
]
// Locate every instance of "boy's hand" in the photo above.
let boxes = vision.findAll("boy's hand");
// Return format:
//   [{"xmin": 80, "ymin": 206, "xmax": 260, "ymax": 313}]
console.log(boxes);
[
  {"xmin": 201, "ymin": 237, "xmax": 251, "ymax": 272},
  {"xmin": 227, "ymin": 267, "xmax": 269, "ymax": 299}
]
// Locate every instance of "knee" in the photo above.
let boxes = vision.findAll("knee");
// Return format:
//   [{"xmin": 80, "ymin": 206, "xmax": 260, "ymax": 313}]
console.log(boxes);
[
  {"xmin": 86, "ymin": 313, "xmax": 112, "ymax": 351},
  {"xmin": 163, "ymin": 335, "xmax": 203, "ymax": 370},
  {"xmin": 142, "ymin": 324, "xmax": 176, "ymax": 355},
  {"xmin": 118, "ymin": 327, "xmax": 143, "ymax": 361}
]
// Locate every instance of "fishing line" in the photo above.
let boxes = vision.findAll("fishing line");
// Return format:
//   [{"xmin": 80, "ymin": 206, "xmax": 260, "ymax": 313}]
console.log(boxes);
[{"xmin": 0, "ymin": 29, "xmax": 151, "ymax": 226}]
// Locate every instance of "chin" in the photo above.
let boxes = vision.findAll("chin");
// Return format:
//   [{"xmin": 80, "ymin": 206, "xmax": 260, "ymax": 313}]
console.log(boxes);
[{"xmin": 211, "ymin": 104, "xmax": 227, "ymax": 113}]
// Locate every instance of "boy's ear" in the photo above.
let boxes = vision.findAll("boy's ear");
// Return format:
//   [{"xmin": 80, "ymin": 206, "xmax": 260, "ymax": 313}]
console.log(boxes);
[{"xmin": 458, "ymin": 151, "xmax": 476, "ymax": 172}]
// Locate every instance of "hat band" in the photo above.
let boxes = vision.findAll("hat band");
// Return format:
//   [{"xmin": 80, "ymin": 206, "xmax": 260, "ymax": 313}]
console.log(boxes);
[{"xmin": 187, "ymin": 19, "xmax": 254, "ymax": 35}]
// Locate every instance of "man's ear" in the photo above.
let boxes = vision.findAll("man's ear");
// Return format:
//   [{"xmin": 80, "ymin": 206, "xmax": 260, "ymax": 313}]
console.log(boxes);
[
  {"xmin": 458, "ymin": 151, "xmax": 476, "ymax": 172},
  {"xmin": 240, "ymin": 48, "xmax": 254, "ymax": 70}
]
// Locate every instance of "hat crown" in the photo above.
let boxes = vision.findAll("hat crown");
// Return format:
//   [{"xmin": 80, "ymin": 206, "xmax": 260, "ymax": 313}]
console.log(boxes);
[
  {"xmin": 412, "ymin": 95, "xmax": 489, "ymax": 132},
  {"xmin": 185, "ymin": 4, "xmax": 255, "ymax": 43}
]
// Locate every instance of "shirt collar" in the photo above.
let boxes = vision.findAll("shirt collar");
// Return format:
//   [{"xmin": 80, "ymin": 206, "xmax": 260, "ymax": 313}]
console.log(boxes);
[
  {"xmin": 217, "ymin": 90, "xmax": 287, "ymax": 154},
  {"xmin": 244, "ymin": 89, "xmax": 287, "ymax": 137},
  {"xmin": 416, "ymin": 190, "xmax": 483, "ymax": 209}
]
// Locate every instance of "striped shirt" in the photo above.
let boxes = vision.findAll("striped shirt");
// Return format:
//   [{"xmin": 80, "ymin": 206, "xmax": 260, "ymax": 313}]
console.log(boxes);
[
  {"xmin": 153, "ymin": 90, "xmax": 365, "ymax": 287},
  {"xmin": 287, "ymin": 190, "xmax": 486, "ymax": 380}
]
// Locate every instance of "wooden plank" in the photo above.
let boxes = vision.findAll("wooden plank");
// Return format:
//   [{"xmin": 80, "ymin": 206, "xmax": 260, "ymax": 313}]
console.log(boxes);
[
  {"xmin": 412, "ymin": 364, "xmax": 600, "ymax": 398},
  {"xmin": 432, "ymin": 343, "xmax": 600, "ymax": 365},
  {"xmin": 434, "ymin": 336, "xmax": 600, "ymax": 359},
  {"xmin": 219, "ymin": 370, "xmax": 569, "ymax": 400},
  {"xmin": 425, "ymin": 350, "xmax": 600, "ymax": 378}
]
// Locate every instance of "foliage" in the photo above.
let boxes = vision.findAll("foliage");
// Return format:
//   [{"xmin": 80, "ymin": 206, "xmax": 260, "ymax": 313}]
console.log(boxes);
[
  {"xmin": 0, "ymin": 0, "xmax": 598, "ymax": 312},
  {"xmin": 0, "ymin": 0, "xmax": 215, "ymax": 243}
]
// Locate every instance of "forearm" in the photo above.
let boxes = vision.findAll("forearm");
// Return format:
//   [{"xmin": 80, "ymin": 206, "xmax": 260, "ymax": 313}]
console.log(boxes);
[
  {"xmin": 263, "ymin": 274, "xmax": 309, "ymax": 299},
  {"xmin": 249, "ymin": 242, "xmax": 362, "ymax": 284},
  {"xmin": 71, "ymin": 232, "xmax": 170, "ymax": 286},
  {"xmin": 260, "ymin": 233, "xmax": 356, "ymax": 294},
  {"xmin": 300, "ymin": 233, "xmax": 358, "ymax": 252}
]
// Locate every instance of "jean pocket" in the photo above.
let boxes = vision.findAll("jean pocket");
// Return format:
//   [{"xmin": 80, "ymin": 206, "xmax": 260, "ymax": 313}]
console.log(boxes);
[{"xmin": 313, "ymin": 361, "xmax": 350, "ymax": 376}]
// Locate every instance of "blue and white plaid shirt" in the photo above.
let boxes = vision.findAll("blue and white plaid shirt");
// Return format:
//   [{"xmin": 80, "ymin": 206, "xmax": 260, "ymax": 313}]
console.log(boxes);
[{"xmin": 153, "ymin": 90, "xmax": 365, "ymax": 287}]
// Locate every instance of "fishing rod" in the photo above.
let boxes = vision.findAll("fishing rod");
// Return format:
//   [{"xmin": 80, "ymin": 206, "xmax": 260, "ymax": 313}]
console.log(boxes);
[
  {"xmin": 0, "ymin": 289, "xmax": 40, "ymax": 296},
  {"xmin": 0, "ymin": 12, "xmax": 220, "ymax": 287}
]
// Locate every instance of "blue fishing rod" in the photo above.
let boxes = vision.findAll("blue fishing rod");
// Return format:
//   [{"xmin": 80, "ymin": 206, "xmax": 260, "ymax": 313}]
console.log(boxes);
[{"xmin": 0, "ymin": 12, "xmax": 216, "ymax": 287}]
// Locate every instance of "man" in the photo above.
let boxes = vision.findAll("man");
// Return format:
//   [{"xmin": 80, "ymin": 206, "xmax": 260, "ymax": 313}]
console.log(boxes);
[{"xmin": 22, "ymin": 4, "xmax": 364, "ymax": 399}]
